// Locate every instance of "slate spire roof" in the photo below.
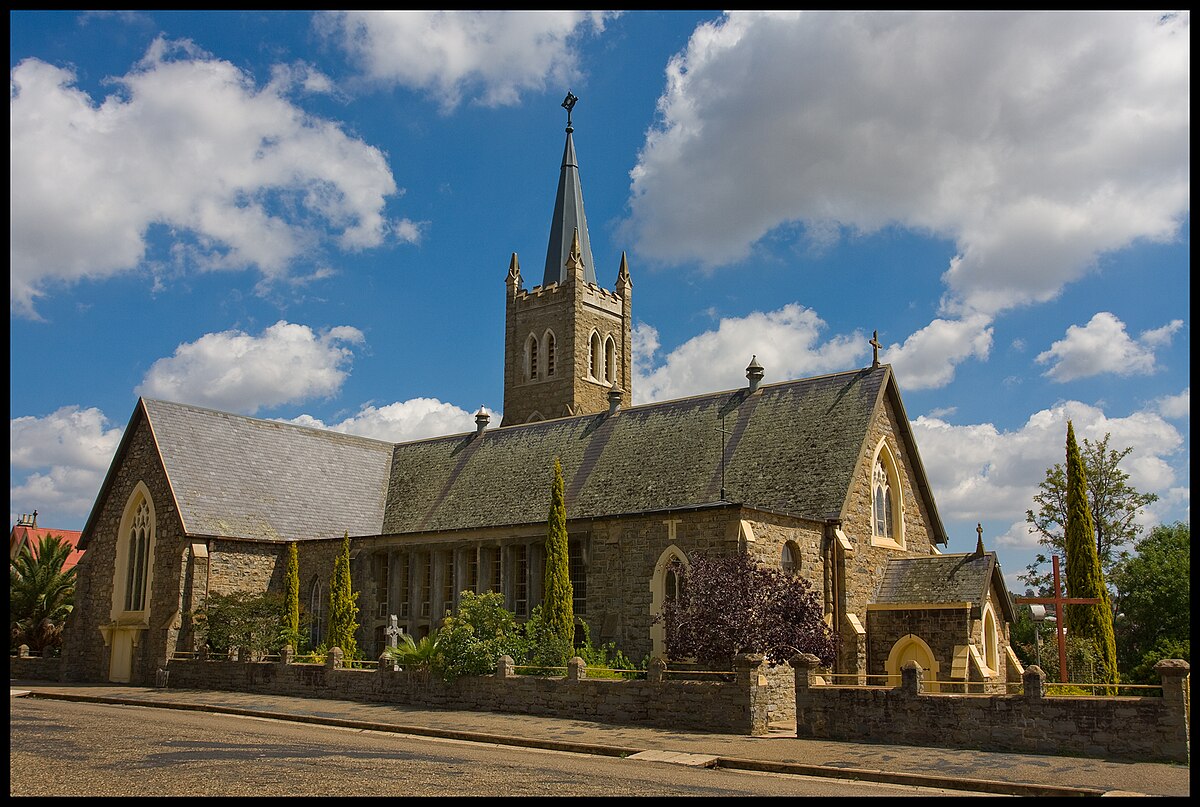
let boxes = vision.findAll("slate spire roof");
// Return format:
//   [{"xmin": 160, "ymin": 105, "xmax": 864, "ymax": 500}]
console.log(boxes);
[{"xmin": 542, "ymin": 103, "xmax": 598, "ymax": 286}]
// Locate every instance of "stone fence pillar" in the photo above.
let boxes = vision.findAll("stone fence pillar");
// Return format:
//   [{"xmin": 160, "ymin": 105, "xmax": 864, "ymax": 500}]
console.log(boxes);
[
  {"xmin": 378, "ymin": 652, "xmax": 398, "ymax": 672},
  {"xmin": 280, "ymin": 645, "xmax": 294, "ymax": 665},
  {"xmin": 1022, "ymin": 665, "xmax": 1046, "ymax": 700},
  {"xmin": 567, "ymin": 656, "xmax": 586, "ymax": 682},
  {"xmin": 237, "ymin": 646, "xmax": 251, "ymax": 663},
  {"xmin": 496, "ymin": 655, "xmax": 515, "ymax": 679},
  {"xmin": 900, "ymin": 660, "xmax": 924, "ymax": 696},
  {"xmin": 790, "ymin": 653, "xmax": 823, "ymax": 690},
  {"xmin": 18, "ymin": 645, "xmax": 30, "ymax": 659},
  {"xmin": 734, "ymin": 653, "xmax": 769, "ymax": 736},
  {"xmin": 197, "ymin": 645, "xmax": 209, "ymax": 661},
  {"xmin": 326, "ymin": 646, "xmax": 344, "ymax": 670},
  {"xmin": 1155, "ymin": 659, "xmax": 1190, "ymax": 707},
  {"xmin": 647, "ymin": 656, "xmax": 667, "ymax": 683}
]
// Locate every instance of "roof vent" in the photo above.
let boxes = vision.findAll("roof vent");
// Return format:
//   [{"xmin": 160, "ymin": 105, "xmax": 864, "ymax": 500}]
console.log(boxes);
[
  {"xmin": 474, "ymin": 407, "xmax": 490, "ymax": 435},
  {"xmin": 607, "ymin": 385, "xmax": 622, "ymax": 414},
  {"xmin": 746, "ymin": 355, "xmax": 764, "ymax": 393}
]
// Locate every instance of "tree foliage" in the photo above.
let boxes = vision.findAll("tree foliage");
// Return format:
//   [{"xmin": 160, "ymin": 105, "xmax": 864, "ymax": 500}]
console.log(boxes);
[
  {"xmin": 193, "ymin": 591, "xmax": 287, "ymax": 657},
  {"xmin": 10, "ymin": 534, "xmax": 77, "ymax": 654},
  {"xmin": 327, "ymin": 531, "xmax": 360, "ymax": 659},
  {"xmin": 1111, "ymin": 522, "xmax": 1190, "ymax": 683},
  {"xmin": 1022, "ymin": 431, "xmax": 1158, "ymax": 592},
  {"xmin": 1062, "ymin": 421, "xmax": 1117, "ymax": 687},
  {"xmin": 542, "ymin": 458, "xmax": 574, "ymax": 662},
  {"xmin": 283, "ymin": 542, "xmax": 300, "ymax": 648},
  {"xmin": 660, "ymin": 551, "xmax": 836, "ymax": 667}
]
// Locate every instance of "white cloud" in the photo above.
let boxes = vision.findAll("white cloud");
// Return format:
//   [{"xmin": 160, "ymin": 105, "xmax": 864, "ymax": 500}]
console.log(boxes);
[
  {"xmin": 136, "ymin": 321, "xmax": 364, "ymax": 414},
  {"xmin": 1035, "ymin": 312, "xmax": 1183, "ymax": 381},
  {"xmin": 633, "ymin": 303, "xmax": 863, "ymax": 404},
  {"xmin": 10, "ymin": 406, "xmax": 125, "ymax": 524},
  {"xmin": 884, "ymin": 314, "xmax": 994, "ymax": 390},
  {"xmin": 626, "ymin": 12, "xmax": 1189, "ymax": 316},
  {"xmin": 317, "ymin": 11, "xmax": 613, "ymax": 111},
  {"xmin": 10, "ymin": 38, "xmax": 409, "ymax": 315},
  {"xmin": 912, "ymin": 400, "xmax": 1186, "ymax": 539},
  {"xmin": 284, "ymin": 399, "xmax": 495, "ymax": 442},
  {"xmin": 1157, "ymin": 388, "xmax": 1189, "ymax": 420}
]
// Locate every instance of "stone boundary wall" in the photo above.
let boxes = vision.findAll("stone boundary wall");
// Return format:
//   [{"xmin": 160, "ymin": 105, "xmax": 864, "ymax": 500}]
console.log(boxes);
[
  {"xmin": 791, "ymin": 654, "xmax": 1190, "ymax": 764},
  {"xmin": 160, "ymin": 651, "xmax": 773, "ymax": 735},
  {"xmin": 10, "ymin": 650, "xmax": 62, "ymax": 682}
]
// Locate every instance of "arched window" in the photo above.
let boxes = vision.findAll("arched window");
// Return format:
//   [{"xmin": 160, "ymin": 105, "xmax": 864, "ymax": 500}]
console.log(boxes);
[
  {"xmin": 589, "ymin": 332, "xmax": 602, "ymax": 379},
  {"xmin": 982, "ymin": 602, "xmax": 1000, "ymax": 674},
  {"xmin": 124, "ymin": 499, "xmax": 152, "ymax": 611},
  {"xmin": 604, "ymin": 336, "xmax": 616, "ymax": 383},
  {"xmin": 309, "ymin": 577, "xmax": 325, "ymax": 649},
  {"xmin": 650, "ymin": 545, "xmax": 690, "ymax": 658},
  {"xmin": 525, "ymin": 334, "xmax": 539, "ymax": 381},
  {"xmin": 112, "ymin": 483, "xmax": 156, "ymax": 618},
  {"xmin": 871, "ymin": 441, "xmax": 904, "ymax": 548},
  {"xmin": 544, "ymin": 331, "xmax": 556, "ymax": 377},
  {"xmin": 781, "ymin": 541, "xmax": 801, "ymax": 574}
]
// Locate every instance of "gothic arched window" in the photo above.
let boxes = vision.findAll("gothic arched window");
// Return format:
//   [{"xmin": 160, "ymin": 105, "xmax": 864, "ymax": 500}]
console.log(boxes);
[
  {"xmin": 525, "ymin": 334, "xmax": 539, "ymax": 381},
  {"xmin": 604, "ymin": 336, "xmax": 616, "ymax": 383},
  {"xmin": 589, "ymin": 332, "xmax": 602, "ymax": 379},
  {"xmin": 544, "ymin": 331, "xmax": 556, "ymax": 377},
  {"xmin": 309, "ymin": 577, "xmax": 325, "ymax": 649},
  {"xmin": 871, "ymin": 441, "xmax": 904, "ymax": 548},
  {"xmin": 124, "ymin": 499, "xmax": 152, "ymax": 612},
  {"xmin": 781, "ymin": 541, "xmax": 800, "ymax": 574}
]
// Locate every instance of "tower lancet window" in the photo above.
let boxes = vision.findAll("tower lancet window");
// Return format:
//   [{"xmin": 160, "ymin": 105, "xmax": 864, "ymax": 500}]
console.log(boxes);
[
  {"xmin": 604, "ymin": 336, "xmax": 616, "ymax": 383},
  {"xmin": 590, "ymin": 332, "xmax": 602, "ymax": 380},
  {"xmin": 545, "ymin": 331, "xmax": 556, "ymax": 377},
  {"xmin": 526, "ymin": 334, "xmax": 540, "ymax": 381}
]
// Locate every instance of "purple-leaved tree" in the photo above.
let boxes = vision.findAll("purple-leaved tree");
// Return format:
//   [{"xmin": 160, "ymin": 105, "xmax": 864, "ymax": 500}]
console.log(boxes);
[{"xmin": 659, "ymin": 551, "xmax": 837, "ymax": 667}]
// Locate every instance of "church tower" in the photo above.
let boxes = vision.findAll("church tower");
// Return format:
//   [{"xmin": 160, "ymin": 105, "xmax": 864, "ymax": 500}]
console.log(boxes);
[{"xmin": 501, "ymin": 93, "xmax": 632, "ymax": 426}]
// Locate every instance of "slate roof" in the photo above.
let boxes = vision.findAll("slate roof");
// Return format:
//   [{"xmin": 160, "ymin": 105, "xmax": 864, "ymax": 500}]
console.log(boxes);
[
  {"xmin": 141, "ymin": 398, "xmax": 394, "ymax": 543},
  {"xmin": 383, "ymin": 366, "xmax": 888, "ymax": 535},
  {"xmin": 875, "ymin": 552, "xmax": 1016, "ymax": 621}
]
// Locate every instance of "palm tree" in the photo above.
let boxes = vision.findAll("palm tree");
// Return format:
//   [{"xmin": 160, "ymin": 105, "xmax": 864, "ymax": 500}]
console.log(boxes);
[{"xmin": 10, "ymin": 534, "xmax": 77, "ymax": 654}]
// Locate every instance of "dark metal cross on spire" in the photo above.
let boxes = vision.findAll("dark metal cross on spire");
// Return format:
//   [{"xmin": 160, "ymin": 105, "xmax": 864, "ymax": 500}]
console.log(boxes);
[
  {"xmin": 562, "ymin": 91, "xmax": 578, "ymax": 130},
  {"xmin": 870, "ymin": 330, "xmax": 882, "ymax": 368}
]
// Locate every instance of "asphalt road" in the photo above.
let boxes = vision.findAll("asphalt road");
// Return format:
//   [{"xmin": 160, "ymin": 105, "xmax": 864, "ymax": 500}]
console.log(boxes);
[{"xmin": 10, "ymin": 697, "xmax": 993, "ymax": 797}]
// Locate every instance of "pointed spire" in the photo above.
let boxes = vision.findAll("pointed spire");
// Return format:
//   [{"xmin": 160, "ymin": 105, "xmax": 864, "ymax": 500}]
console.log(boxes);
[
  {"xmin": 543, "ymin": 92, "xmax": 597, "ymax": 286},
  {"xmin": 508, "ymin": 252, "xmax": 520, "ymax": 280},
  {"xmin": 564, "ymin": 227, "xmax": 585, "ymax": 276},
  {"xmin": 616, "ymin": 251, "xmax": 631, "ymax": 289}
]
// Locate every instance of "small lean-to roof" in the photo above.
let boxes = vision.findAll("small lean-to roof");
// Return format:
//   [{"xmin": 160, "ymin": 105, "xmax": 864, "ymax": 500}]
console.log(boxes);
[
  {"xmin": 130, "ymin": 399, "xmax": 393, "ymax": 543},
  {"xmin": 874, "ymin": 552, "xmax": 1016, "ymax": 622},
  {"xmin": 384, "ymin": 366, "xmax": 891, "ymax": 535}
]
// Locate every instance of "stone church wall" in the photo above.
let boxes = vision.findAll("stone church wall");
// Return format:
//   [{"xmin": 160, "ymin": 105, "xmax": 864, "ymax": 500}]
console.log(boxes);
[{"xmin": 61, "ymin": 413, "xmax": 188, "ymax": 684}]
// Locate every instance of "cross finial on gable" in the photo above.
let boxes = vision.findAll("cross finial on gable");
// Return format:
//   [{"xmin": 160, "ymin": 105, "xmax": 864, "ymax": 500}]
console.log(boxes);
[
  {"xmin": 562, "ymin": 91, "xmax": 578, "ymax": 130},
  {"xmin": 870, "ymin": 330, "xmax": 882, "ymax": 368},
  {"xmin": 975, "ymin": 523, "xmax": 985, "ymax": 556}
]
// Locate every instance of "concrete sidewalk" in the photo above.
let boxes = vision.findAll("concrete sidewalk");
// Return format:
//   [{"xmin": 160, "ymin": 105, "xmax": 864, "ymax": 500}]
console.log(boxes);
[{"xmin": 11, "ymin": 680, "xmax": 1190, "ymax": 797}]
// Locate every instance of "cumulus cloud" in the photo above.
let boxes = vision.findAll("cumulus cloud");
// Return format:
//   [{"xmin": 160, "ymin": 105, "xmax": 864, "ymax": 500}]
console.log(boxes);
[
  {"xmin": 1157, "ymin": 388, "xmax": 1189, "ymax": 420},
  {"xmin": 283, "ymin": 399, "xmax": 495, "ymax": 442},
  {"xmin": 633, "ymin": 303, "xmax": 863, "ymax": 404},
  {"xmin": 912, "ymin": 400, "xmax": 1186, "ymax": 549},
  {"xmin": 626, "ymin": 12, "xmax": 1189, "ymax": 316},
  {"xmin": 10, "ymin": 37, "xmax": 411, "ymax": 315},
  {"xmin": 317, "ymin": 11, "xmax": 613, "ymax": 111},
  {"xmin": 136, "ymin": 321, "xmax": 364, "ymax": 414},
  {"xmin": 884, "ymin": 314, "xmax": 994, "ymax": 390},
  {"xmin": 10, "ymin": 406, "xmax": 125, "ymax": 523},
  {"xmin": 1035, "ymin": 312, "xmax": 1184, "ymax": 381}
]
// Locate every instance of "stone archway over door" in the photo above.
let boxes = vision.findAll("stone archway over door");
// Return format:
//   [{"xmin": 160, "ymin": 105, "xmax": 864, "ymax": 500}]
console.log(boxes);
[{"xmin": 885, "ymin": 633, "xmax": 940, "ymax": 692}]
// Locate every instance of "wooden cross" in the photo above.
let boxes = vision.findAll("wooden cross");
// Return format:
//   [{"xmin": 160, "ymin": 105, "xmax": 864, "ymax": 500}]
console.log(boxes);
[
  {"xmin": 1014, "ymin": 554, "xmax": 1102, "ymax": 683},
  {"xmin": 869, "ymin": 330, "xmax": 882, "ymax": 367}
]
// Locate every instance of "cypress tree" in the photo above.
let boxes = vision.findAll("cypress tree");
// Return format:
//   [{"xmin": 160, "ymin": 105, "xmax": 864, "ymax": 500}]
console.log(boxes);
[
  {"xmin": 327, "ymin": 531, "xmax": 359, "ymax": 659},
  {"xmin": 284, "ymin": 542, "xmax": 300, "ymax": 646},
  {"xmin": 1063, "ymin": 421, "xmax": 1118, "ymax": 689},
  {"xmin": 543, "ymin": 458, "xmax": 574, "ymax": 659}
]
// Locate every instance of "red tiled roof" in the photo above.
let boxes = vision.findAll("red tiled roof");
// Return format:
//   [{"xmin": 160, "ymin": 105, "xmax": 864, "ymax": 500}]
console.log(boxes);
[{"xmin": 9, "ymin": 525, "xmax": 85, "ymax": 571}]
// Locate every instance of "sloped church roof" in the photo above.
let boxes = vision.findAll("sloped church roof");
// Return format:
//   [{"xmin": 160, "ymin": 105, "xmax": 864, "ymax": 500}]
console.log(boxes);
[{"xmin": 81, "ymin": 365, "xmax": 948, "ymax": 548}]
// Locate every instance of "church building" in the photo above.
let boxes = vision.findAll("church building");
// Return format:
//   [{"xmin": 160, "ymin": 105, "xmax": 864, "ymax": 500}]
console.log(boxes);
[{"xmin": 61, "ymin": 95, "xmax": 1019, "ymax": 693}]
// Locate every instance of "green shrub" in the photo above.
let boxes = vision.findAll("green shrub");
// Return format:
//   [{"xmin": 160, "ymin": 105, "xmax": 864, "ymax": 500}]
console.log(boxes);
[{"xmin": 193, "ymin": 591, "xmax": 287, "ymax": 657}]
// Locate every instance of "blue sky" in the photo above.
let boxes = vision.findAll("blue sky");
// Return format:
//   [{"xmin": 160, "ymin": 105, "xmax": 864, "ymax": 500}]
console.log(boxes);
[{"xmin": 10, "ymin": 11, "xmax": 1190, "ymax": 591}]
